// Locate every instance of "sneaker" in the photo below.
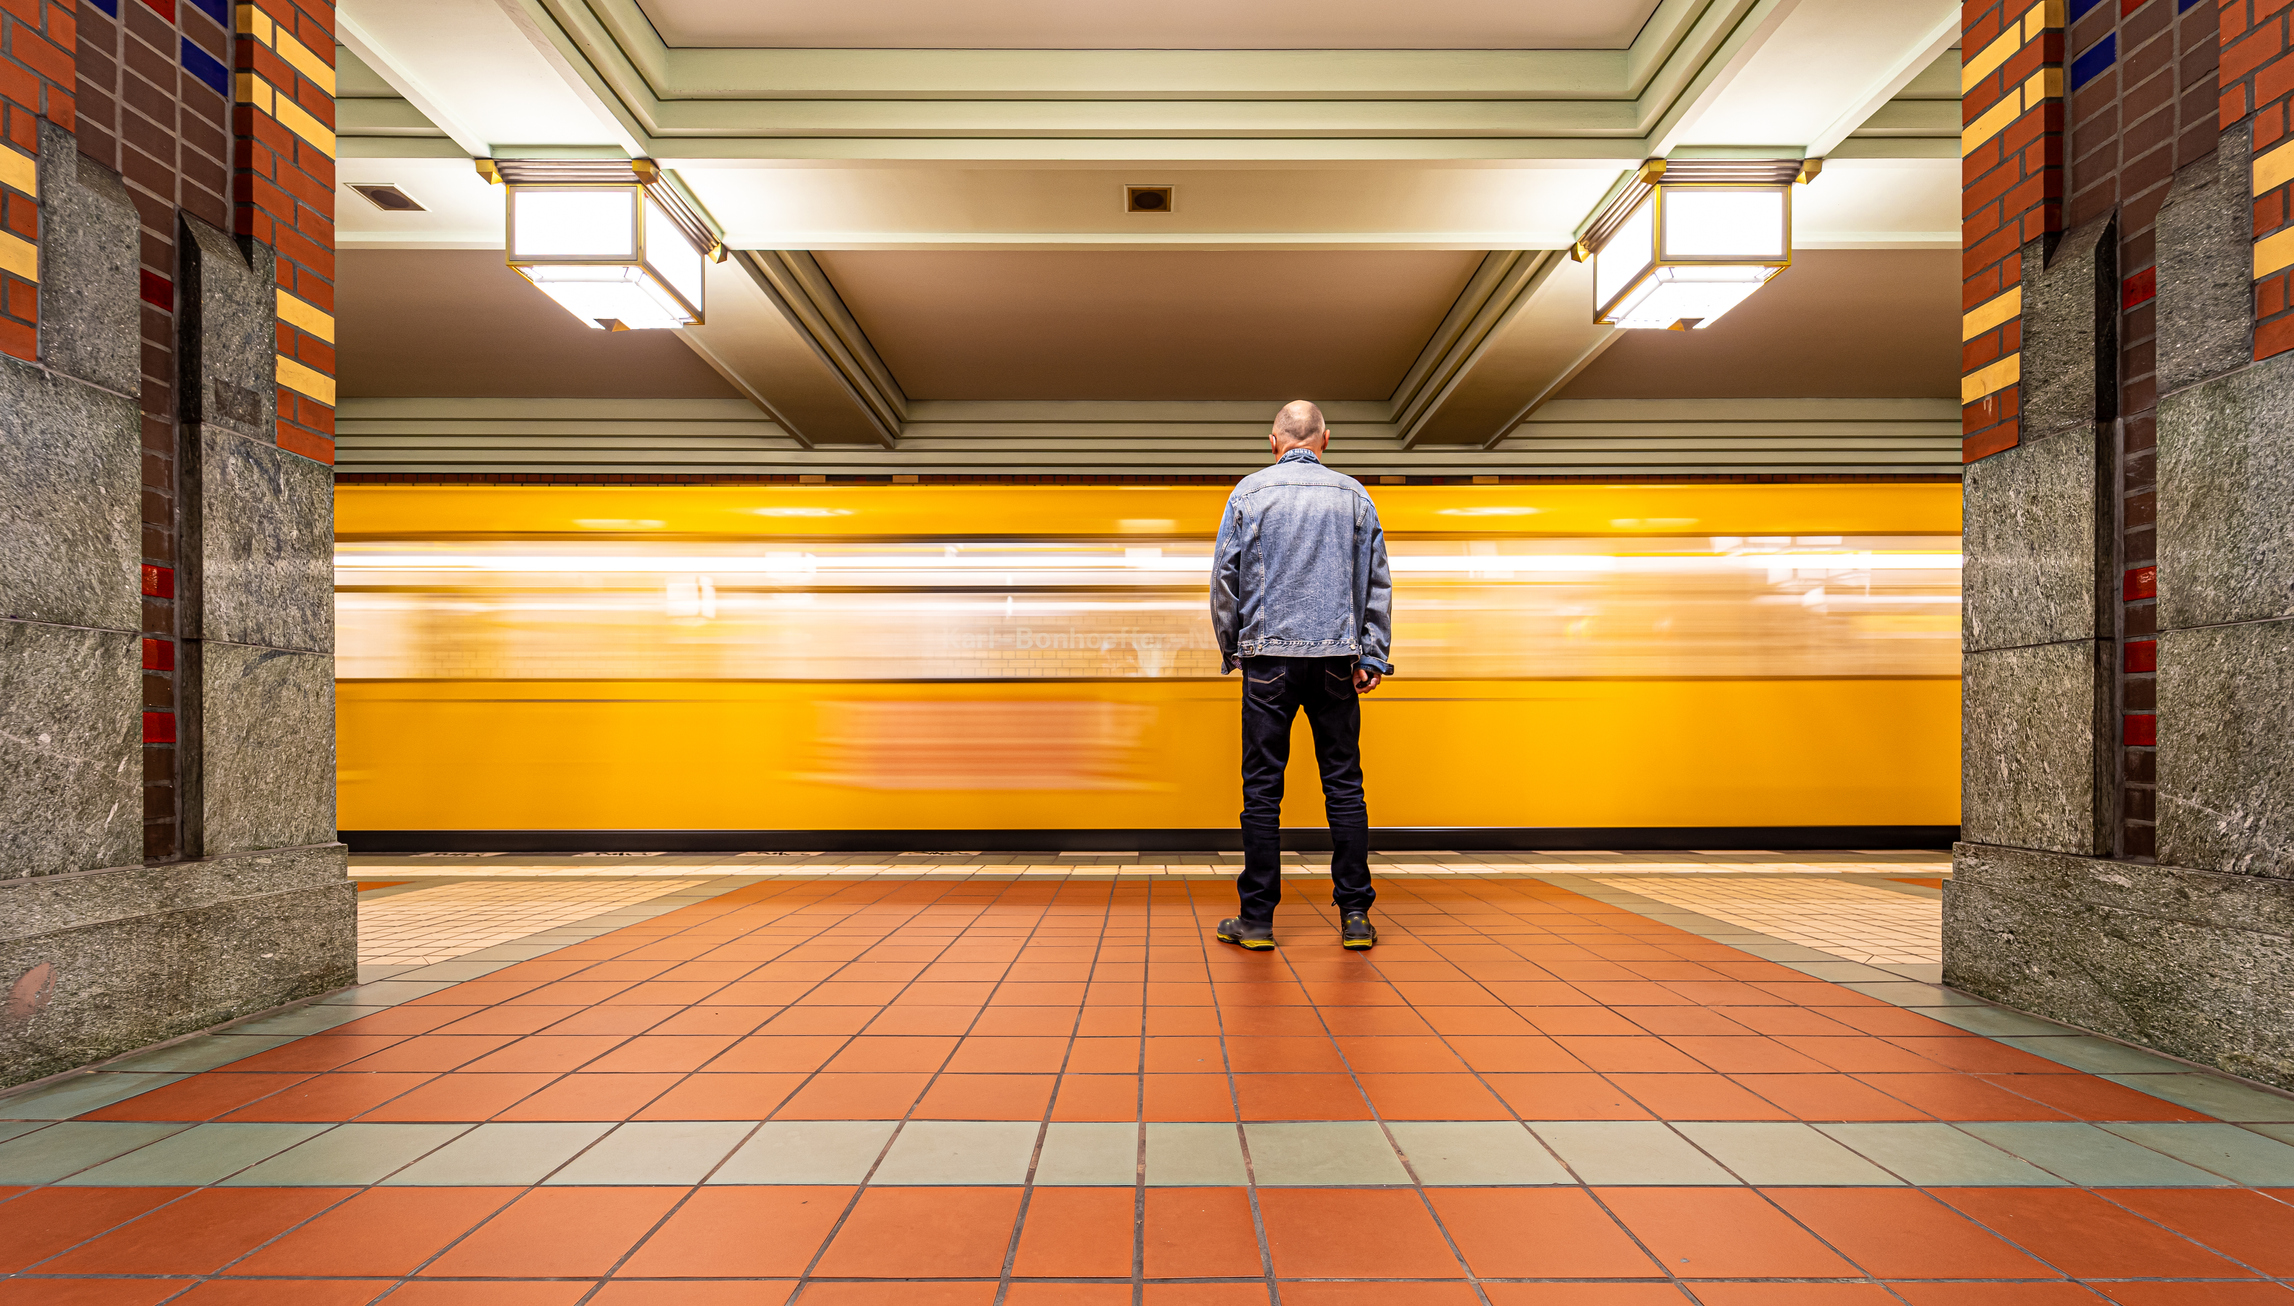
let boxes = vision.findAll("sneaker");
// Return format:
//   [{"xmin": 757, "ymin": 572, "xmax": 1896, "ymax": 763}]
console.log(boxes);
[
  {"xmin": 1216, "ymin": 917, "xmax": 1276, "ymax": 950},
  {"xmin": 1340, "ymin": 911, "xmax": 1377, "ymax": 949}
]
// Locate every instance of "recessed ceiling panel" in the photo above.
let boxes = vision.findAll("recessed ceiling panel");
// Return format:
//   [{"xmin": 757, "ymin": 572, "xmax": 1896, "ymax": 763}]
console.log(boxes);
[
  {"xmin": 337, "ymin": 250, "xmax": 742, "ymax": 399},
  {"xmin": 1557, "ymin": 250, "xmax": 1958, "ymax": 400},
  {"xmin": 636, "ymin": 0, "xmax": 1661, "ymax": 49},
  {"xmin": 814, "ymin": 250, "xmax": 1484, "ymax": 402}
]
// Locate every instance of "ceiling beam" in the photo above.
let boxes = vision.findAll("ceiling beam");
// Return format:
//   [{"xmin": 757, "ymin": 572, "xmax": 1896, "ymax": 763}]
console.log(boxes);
[
  {"xmin": 674, "ymin": 253, "xmax": 903, "ymax": 448},
  {"xmin": 1392, "ymin": 252, "xmax": 1621, "ymax": 448}
]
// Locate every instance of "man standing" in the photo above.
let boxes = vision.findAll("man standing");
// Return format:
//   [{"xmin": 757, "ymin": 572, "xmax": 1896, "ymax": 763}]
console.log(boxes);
[{"xmin": 1209, "ymin": 400, "xmax": 1394, "ymax": 951}]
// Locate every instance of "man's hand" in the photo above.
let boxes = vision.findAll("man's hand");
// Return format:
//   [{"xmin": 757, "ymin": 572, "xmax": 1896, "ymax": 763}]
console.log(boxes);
[{"xmin": 1354, "ymin": 667, "xmax": 1383, "ymax": 693}]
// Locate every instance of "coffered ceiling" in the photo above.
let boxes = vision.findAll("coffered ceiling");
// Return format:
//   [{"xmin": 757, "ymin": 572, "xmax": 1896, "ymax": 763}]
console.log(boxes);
[
  {"xmin": 331, "ymin": 0, "xmax": 1964, "ymax": 462},
  {"xmin": 631, "ymin": 0, "xmax": 1668, "ymax": 50}
]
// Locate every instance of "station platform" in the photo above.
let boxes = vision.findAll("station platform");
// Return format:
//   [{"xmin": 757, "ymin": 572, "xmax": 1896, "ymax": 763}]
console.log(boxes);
[{"xmin": 2, "ymin": 854, "xmax": 2291, "ymax": 1303}]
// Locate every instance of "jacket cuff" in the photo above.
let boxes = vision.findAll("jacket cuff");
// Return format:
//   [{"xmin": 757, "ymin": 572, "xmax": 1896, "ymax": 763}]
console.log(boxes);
[{"xmin": 1359, "ymin": 656, "xmax": 1394, "ymax": 675}]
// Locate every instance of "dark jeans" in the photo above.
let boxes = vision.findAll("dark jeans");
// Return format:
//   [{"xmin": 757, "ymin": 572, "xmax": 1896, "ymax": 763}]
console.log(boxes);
[{"xmin": 1237, "ymin": 655, "xmax": 1374, "ymax": 922}]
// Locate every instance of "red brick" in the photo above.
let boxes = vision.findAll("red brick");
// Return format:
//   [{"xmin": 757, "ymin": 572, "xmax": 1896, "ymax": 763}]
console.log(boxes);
[
  {"xmin": 2224, "ymin": 21, "xmax": 2285, "ymax": 84},
  {"xmin": 1964, "ymin": 424, "xmax": 2020, "ymax": 461},
  {"xmin": 0, "ymin": 312, "xmax": 32, "ymax": 360},
  {"xmin": 276, "ymin": 425, "xmax": 332, "ymax": 463},
  {"xmin": 0, "ymin": 0, "xmax": 39, "ymax": 25},
  {"xmin": 5, "ymin": 273, "xmax": 34, "ymax": 319},
  {"xmin": 1964, "ymin": 334, "xmax": 2004, "ymax": 371},
  {"xmin": 2259, "ymin": 54, "xmax": 2294, "ymax": 110},
  {"xmin": 2256, "ymin": 311, "xmax": 2294, "ymax": 358},
  {"xmin": 272, "ymin": 222, "xmax": 331, "ymax": 277},
  {"xmin": 10, "ymin": 27, "xmax": 73, "ymax": 85}
]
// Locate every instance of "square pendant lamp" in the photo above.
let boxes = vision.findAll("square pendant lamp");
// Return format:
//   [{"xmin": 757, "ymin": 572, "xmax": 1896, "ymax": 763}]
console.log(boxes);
[
  {"xmin": 1572, "ymin": 158, "xmax": 1817, "ymax": 330},
  {"xmin": 477, "ymin": 157, "xmax": 725, "ymax": 331}
]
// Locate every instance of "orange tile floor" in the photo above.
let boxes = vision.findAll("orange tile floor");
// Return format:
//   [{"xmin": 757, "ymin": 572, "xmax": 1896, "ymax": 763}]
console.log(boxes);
[{"xmin": 3, "ymin": 875, "xmax": 2293, "ymax": 1304}]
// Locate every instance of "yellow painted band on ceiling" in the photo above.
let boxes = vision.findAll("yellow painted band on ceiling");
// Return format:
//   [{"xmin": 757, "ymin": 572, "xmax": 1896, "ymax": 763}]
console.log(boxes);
[
  {"xmin": 2255, "ymin": 140, "xmax": 2294, "ymax": 197},
  {"xmin": 277, "ymin": 354, "xmax": 336, "ymax": 405},
  {"xmin": 0, "ymin": 145, "xmax": 34, "ymax": 198},
  {"xmin": 0, "ymin": 229, "xmax": 36, "ymax": 282},
  {"xmin": 1961, "ymin": 353, "xmax": 2021, "ymax": 405},
  {"xmin": 2254, "ymin": 226, "xmax": 2294, "ymax": 280},
  {"xmin": 1962, "ymin": 91, "xmax": 2025, "ymax": 157},
  {"xmin": 1962, "ymin": 287, "xmax": 2022, "ymax": 341},
  {"xmin": 276, "ymin": 288, "xmax": 335, "ymax": 343}
]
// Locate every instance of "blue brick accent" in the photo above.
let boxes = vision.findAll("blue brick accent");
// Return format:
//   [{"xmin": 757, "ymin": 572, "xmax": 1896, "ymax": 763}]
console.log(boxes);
[
  {"xmin": 2071, "ymin": 32, "xmax": 2117, "ymax": 92},
  {"xmin": 180, "ymin": 36, "xmax": 229, "ymax": 98}
]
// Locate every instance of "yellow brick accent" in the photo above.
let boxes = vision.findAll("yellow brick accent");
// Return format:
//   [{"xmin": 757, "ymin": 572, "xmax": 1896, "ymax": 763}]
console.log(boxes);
[
  {"xmin": 272, "ymin": 94, "xmax": 337, "ymax": 159},
  {"xmin": 276, "ymin": 354, "xmax": 335, "ymax": 405},
  {"xmin": 234, "ymin": 72, "xmax": 274, "ymax": 115},
  {"xmin": 273, "ymin": 29, "xmax": 336, "ymax": 97},
  {"xmin": 276, "ymin": 289, "xmax": 335, "ymax": 343},
  {"xmin": 2255, "ymin": 226, "xmax": 2294, "ymax": 280},
  {"xmin": 2023, "ymin": 0, "xmax": 2064, "ymax": 37},
  {"xmin": 1962, "ymin": 287, "xmax": 2022, "ymax": 341},
  {"xmin": 2255, "ymin": 141, "xmax": 2294, "ymax": 197},
  {"xmin": 1962, "ymin": 353, "xmax": 2022, "ymax": 405},
  {"xmin": 0, "ymin": 146, "xmax": 36, "ymax": 199},
  {"xmin": 1963, "ymin": 26, "xmax": 2023, "ymax": 93},
  {"xmin": 1962, "ymin": 90, "xmax": 2025, "ymax": 157},
  {"xmin": 235, "ymin": 3, "xmax": 274, "ymax": 44},
  {"xmin": 2022, "ymin": 67, "xmax": 2063, "ymax": 103},
  {"xmin": 0, "ymin": 229, "xmax": 35, "ymax": 282}
]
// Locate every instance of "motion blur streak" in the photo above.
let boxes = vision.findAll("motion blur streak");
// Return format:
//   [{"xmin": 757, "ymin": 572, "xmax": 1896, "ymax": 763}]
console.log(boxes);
[{"xmin": 335, "ymin": 484, "xmax": 1963, "ymax": 834}]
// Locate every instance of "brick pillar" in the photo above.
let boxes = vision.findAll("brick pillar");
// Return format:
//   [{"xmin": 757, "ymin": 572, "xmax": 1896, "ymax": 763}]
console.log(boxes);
[
  {"xmin": 1961, "ymin": 0, "xmax": 2067, "ymax": 463},
  {"xmin": 0, "ymin": 0, "xmax": 74, "ymax": 359},
  {"xmin": 231, "ymin": 0, "xmax": 332, "ymax": 463},
  {"xmin": 1948, "ymin": 0, "xmax": 2294, "ymax": 1094},
  {"xmin": 2231, "ymin": 0, "xmax": 2294, "ymax": 361}
]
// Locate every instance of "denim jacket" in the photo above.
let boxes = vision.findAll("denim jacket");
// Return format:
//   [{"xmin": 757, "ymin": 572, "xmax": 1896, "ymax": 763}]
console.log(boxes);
[{"xmin": 1210, "ymin": 449, "xmax": 1394, "ymax": 676}]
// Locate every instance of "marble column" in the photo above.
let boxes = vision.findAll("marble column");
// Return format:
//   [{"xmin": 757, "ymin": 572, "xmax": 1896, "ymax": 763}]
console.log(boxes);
[
  {"xmin": 1946, "ymin": 130, "xmax": 2294, "ymax": 1093},
  {"xmin": 0, "ymin": 126, "xmax": 352, "ymax": 1089}
]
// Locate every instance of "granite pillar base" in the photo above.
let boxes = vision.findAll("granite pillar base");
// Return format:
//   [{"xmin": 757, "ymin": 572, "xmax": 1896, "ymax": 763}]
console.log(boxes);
[
  {"xmin": 0, "ymin": 844, "xmax": 353, "ymax": 1087},
  {"xmin": 1945, "ymin": 842, "xmax": 2294, "ymax": 1090}
]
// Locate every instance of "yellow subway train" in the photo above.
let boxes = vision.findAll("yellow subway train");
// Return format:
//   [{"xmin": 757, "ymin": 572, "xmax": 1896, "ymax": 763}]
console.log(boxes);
[{"xmin": 334, "ymin": 482, "xmax": 1963, "ymax": 849}]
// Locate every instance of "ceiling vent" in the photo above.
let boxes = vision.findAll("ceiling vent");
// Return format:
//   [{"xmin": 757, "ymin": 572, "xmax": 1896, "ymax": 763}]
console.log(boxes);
[
  {"xmin": 1125, "ymin": 185, "xmax": 1173, "ymax": 213},
  {"xmin": 350, "ymin": 183, "xmax": 425, "ymax": 212}
]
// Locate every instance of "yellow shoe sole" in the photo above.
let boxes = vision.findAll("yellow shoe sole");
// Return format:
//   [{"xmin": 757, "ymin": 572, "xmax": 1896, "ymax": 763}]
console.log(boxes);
[
  {"xmin": 1341, "ymin": 938, "xmax": 1376, "ymax": 950},
  {"xmin": 1217, "ymin": 933, "xmax": 1276, "ymax": 950}
]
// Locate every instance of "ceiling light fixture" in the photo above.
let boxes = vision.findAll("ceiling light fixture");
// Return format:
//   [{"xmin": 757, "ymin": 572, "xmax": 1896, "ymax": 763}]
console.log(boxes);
[
  {"xmin": 1571, "ymin": 158, "xmax": 1817, "ymax": 331},
  {"xmin": 477, "ymin": 157, "xmax": 725, "ymax": 332}
]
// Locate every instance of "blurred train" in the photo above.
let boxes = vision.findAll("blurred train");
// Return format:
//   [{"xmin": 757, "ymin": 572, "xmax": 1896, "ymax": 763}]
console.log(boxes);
[{"xmin": 334, "ymin": 482, "xmax": 1963, "ymax": 849}]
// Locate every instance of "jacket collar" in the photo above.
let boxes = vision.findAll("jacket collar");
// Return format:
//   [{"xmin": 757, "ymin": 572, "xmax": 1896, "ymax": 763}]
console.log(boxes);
[{"xmin": 1276, "ymin": 448, "xmax": 1323, "ymax": 465}]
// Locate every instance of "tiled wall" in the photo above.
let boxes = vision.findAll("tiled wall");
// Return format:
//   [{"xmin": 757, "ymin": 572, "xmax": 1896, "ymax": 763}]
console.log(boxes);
[
  {"xmin": 75, "ymin": 0, "xmax": 229, "ymax": 859},
  {"xmin": 2060, "ymin": 0, "xmax": 2218, "ymax": 859}
]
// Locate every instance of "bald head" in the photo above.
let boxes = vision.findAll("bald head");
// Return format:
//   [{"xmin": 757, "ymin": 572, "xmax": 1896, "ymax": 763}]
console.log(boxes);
[{"xmin": 1271, "ymin": 400, "xmax": 1326, "ymax": 448}]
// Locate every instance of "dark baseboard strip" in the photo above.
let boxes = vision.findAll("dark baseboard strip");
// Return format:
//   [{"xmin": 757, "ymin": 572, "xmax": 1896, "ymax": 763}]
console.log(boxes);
[{"xmin": 340, "ymin": 826, "xmax": 1961, "ymax": 855}]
